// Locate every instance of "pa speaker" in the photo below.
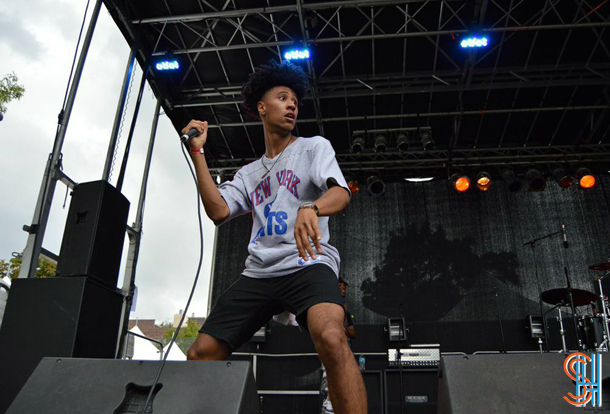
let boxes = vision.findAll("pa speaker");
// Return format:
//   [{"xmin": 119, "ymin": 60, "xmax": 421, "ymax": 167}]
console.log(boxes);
[
  {"xmin": 57, "ymin": 180, "xmax": 129, "ymax": 288},
  {"xmin": 438, "ymin": 353, "xmax": 610, "ymax": 414},
  {"xmin": 8, "ymin": 358, "xmax": 260, "ymax": 414},
  {"xmin": 385, "ymin": 369, "xmax": 438, "ymax": 414},
  {"xmin": 0, "ymin": 277, "xmax": 123, "ymax": 413}
]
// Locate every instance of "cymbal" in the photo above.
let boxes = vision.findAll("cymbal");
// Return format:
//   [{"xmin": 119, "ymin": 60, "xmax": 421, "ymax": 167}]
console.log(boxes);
[
  {"xmin": 540, "ymin": 288, "xmax": 597, "ymax": 307},
  {"xmin": 589, "ymin": 263, "xmax": 610, "ymax": 271}
]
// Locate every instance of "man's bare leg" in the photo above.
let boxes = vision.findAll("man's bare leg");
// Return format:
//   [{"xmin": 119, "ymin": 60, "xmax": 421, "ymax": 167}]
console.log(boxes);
[
  {"xmin": 308, "ymin": 303, "xmax": 367, "ymax": 414},
  {"xmin": 187, "ymin": 332, "xmax": 231, "ymax": 361}
]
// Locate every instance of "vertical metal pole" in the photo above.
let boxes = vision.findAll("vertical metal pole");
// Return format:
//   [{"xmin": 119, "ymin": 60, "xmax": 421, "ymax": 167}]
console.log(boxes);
[
  {"xmin": 116, "ymin": 66, "xmax": 150, "ymax": 192},
  {"xmin": 19, "ymin": 0, "xmax": 104, "ymax": 279},
  {"xmin": 103, "ymin": 48, "xmax": 137, "ymax": 181},
  {"xmin": 206, "ymin": 228, "xmax": 219, "ymax": 315},
  {"xmin": 116, "ymin": 98, "xmax": 162, "ymax": 358}
]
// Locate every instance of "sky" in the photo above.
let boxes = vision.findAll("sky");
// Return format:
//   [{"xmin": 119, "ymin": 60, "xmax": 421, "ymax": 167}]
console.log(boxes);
[{"xmin": 0, "ymin": 0, "xmax": 218, "ymax": 324}]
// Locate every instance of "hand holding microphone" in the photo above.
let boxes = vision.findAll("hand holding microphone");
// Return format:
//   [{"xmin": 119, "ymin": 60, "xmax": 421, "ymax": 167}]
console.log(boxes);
[{"xmin": 180, "ymin": 120, "xmax": 208, "ymax": 150}]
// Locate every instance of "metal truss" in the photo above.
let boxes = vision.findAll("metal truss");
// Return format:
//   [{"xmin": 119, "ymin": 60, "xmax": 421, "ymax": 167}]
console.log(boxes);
[
  {"xmin": 206, "ymin": 143, "xmax": 610, "ymax": 179},
  {"xmin": 106, "ymin": 0, "xmax": 610, "ymax": 169}
]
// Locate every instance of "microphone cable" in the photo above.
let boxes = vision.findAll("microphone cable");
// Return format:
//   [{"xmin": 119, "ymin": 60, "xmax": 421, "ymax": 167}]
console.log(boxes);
[{"xmin": 140, "ymin": 141, "xmax": 206, "ymax": 414}]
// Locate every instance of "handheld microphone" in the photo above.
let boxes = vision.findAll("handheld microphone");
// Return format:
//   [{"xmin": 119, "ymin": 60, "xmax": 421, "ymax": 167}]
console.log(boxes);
[
  {"xmin": 180, "ymin": 128, "xmax": 199, "ymax": 142},
  {"xmin": 561, "ymin": 224, "xmax": 568, "ymax": 248}
]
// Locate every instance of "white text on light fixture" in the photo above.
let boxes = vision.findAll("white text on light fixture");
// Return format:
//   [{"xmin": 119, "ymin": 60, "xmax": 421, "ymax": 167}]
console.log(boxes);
[
  {"xmin": 460, "ymin": 37, "xmax": 489, "ymax": 48},
  {"xmin": 155, "ymin": 60, "xmax": 180, "ymax": 71},
  {"xmin": 284, "ymin": 49, "xmax": 310, "ymax": 60}
]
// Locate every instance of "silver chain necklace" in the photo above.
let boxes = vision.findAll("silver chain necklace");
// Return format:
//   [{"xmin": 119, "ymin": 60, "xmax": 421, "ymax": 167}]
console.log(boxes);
[{"xmin": 260, "ymin": 137, "xmax": 293, "ymax": 179}]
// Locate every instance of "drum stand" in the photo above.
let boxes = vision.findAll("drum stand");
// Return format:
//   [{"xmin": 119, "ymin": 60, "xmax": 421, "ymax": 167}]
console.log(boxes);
[
  {"xmin": 545, "ymin": 303, "xmax": 568, "ymax": 353},
  {"xmin": 595, "ymin": 274, "xmax": 610, "ymax": 352},
  {"xmin": 557, "ymin": 305, "xmax": 569, "ymax": 353}
]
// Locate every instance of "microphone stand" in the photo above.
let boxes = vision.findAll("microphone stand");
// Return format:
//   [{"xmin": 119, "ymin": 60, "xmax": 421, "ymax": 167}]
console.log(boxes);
[
  {"xmin": 524, "ymin": 228, "xmax": 563, "ymax": 352},
  {"xmin": 558, "ymin": 224, "xmax": 582, "ymax": 351},
  {"xmin": 564, "ymin": 266, "xmax": 583, "ymax": 351}
]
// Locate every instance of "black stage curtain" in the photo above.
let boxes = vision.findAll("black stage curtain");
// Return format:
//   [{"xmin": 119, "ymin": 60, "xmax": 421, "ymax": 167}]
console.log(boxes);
[{"xmin": 211, "ymin": 176, "xmax": 610, "ymax": 350}]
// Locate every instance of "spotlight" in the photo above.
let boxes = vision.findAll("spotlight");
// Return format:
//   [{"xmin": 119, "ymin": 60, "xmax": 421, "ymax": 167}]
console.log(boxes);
[
  {"xmin": 551, "ymin": 166, "xmax": 573, "ymax": 189},
  {"xmin": 460, "ymin": 36, "xmax": 489, "ymax": 48},
  {"xmin": 367, "ymin": 175, "xmax": 385, "ymax": 196},
  {"xmin": 155, "ymin": 60, "xmax": 180, "ymax": 71},
  {"xmin": 351, "ymin": 135, "xmax": 365, "ymax": 153},
  {"xmin": 375, "ymin": 134, "xmax": 388, "ymax": 152},
  {"xmin": 388, "ymin": 318, "xmax": 407, "ymax": 342},
  {"xmin": 420, "ymin": 128, "xmax": 434, "ymax": 150},
  {"xmin": 450, "ymin": 173, "xmax": 470, "ymax": 193},
  {"xmin": 501, "ymin": 169, "xmax": 522, "ymax": 192},
  {"xmin": 397, "ymin": 133, "xmax": 409, "ymax": 152},
  {"xmin": 476, "ymin": 171, "xmax": 492, "ymax": 192},
  {"xmin": 284, "ymin": 49, "xmax": 310, "ymax": 60},
  {"xmin": 526, "ymin": 169, "xmax": 546, "ymax": 192},
  {"xmin": 577, "ymin": 167, "xmax": 596, "ymax": 189},
  {"xmin": 348, "ymin": 180, "xmax": 360, "ymax": 194}
]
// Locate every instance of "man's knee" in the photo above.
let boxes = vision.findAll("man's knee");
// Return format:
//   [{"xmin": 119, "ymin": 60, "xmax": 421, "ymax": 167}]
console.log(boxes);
[
  {"xmin": 187, "ymin": 333, "xmax": 230, "ymax": 361},
  {"xmin": 315, "ymin": 325, "xmax": 347, "ymax": 354}
]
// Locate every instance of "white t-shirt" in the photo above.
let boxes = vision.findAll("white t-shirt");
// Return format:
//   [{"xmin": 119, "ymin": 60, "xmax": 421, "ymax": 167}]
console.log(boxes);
[{"xmin": 216, "ymin": 136, "xmax": 349, "ymax": 278}]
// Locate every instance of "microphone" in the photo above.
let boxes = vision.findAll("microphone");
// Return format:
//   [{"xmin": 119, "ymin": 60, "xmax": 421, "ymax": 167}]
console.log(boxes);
[
  {"xmin": 561, "ymin": 224, "xmax": 568, "ymax": 248},
  {"xmin": 180, "ymin": 128, "xmax": 199, "ymax": 142}
]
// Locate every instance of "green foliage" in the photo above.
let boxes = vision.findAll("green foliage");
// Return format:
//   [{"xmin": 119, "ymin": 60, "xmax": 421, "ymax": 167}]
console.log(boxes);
[
  {"xmin": 0, "ymin": 254, "xmax": 57, "ymax": 279},
  {"xmin": 0, "ymin": 72, "xmax": 25, "ymax": 113},
  {"xmin": 163, "ymin": 318, "xmax": 200, "ymax": 339}
]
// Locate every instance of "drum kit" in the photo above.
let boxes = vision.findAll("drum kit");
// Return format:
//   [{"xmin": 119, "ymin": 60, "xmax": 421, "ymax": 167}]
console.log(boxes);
[{"xmin": 540, "ymin": 262, "xmax": 610, "ymax": 353}]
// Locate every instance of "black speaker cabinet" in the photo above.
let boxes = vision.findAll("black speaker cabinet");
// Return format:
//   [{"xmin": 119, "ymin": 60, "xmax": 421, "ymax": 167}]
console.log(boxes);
[
  {"xmin": 362, "ymin": 370, "xmax": 384, "ymax": 414},
  {"xmin": 438, "ymin": 353, "xmax": 610, "ymax": 414},
  {"xmin": 8, "ymin": 358, "xmax": 260, "ymax": 414},
  {"xmin": 57, "ymin": 180, "xmax": 130, "ymax": 288},
  {"xmin": 0, "ymin": 277, "xmax": 123, "ymax": 413},
  {"xmin": 385, "ymin": 368, "xmax": 438, "ymax": 414}
]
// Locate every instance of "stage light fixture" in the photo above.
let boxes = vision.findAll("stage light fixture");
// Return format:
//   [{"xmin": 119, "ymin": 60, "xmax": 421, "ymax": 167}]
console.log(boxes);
[
  {"xmin": 420, "ymin": 128, "xmax": 434, "ymax": 150},
  {"xmin": 388, "ymin": 318, "xmax": 407, "ymax": 342},
  {"xmin": 367, "ymin": 175, "xmax": 385, "ymax": 196},
  {"xmin": 476, "ymin": 171, "xmax": 492, "ymax": 192},
  {"xmin": 450, "ymin": 173, "xmax": 470, "ymax": 193},
  {"xmin": 348, "ymin": 180, "xmax": 360, "ymax": 194},
  {"xmin": 397, "ymin": 133, "xmax": 409, "ymax": 152},
  {"xmin": 375, "ymin": 134, "xmax": 388, "ymax": 152},
  {"xmin": 551, "ymin": 166, "xmax": 573, "ymax": 189},
  {"xmin": 284, "ymin": 49, "xmax": 310, "ymax": 60},
  {"xmin": 351, "ymin": 135, "xmax": 365, "ymax": 153},
  {"xmin": 501, "ymin": 169, "xmax": 522, "ymax": 192},
  {"xmin": 526, "ymin": 315, "xmax": 545, "ymax": 341},
  {"xmin": 404, "ymin": 177, "xmax": 435, "ymax": 183},
  {"xmin": 526, "ymin": 169, "xmax": 546, "ymax": 192},
  {"xmin": 155, "ymin": 60, "xmax": 180, "ymax": 71},
  {"xmin": 460, "ymin": 36, "xmax": 489, "ymax": 48},
  {"xmin": 577, "ymin": 167, "xmax": 596, "ymax": 189}
]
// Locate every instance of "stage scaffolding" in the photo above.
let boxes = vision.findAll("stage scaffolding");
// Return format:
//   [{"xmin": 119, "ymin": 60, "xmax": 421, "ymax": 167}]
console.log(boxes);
[{"xmin": 17, "ymin": 0, "xmax": 610, "ymax": 358}]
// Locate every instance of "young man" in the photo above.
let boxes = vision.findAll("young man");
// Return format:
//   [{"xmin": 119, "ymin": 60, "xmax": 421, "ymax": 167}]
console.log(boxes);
[{"xmin": 182, "ymin": 60, "xmax": 367, "ymax": 413}]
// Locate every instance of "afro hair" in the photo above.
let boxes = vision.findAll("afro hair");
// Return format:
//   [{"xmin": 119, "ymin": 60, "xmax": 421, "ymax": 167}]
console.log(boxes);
[{"xmin": 242, "ymin": 60, "xmax": 310, "ymax": 120}]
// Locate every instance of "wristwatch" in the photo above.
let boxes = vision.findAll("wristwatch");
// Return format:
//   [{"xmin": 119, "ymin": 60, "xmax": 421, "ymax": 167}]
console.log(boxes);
[{"xmin": 298, "ymin": 202, "xmax": 319, "ymax": 216}]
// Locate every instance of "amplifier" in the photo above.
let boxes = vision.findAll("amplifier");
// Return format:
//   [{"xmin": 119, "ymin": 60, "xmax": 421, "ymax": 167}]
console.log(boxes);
[{"xmin": 388, "ymin": 345, "xmax": 440, "ymax": 368}]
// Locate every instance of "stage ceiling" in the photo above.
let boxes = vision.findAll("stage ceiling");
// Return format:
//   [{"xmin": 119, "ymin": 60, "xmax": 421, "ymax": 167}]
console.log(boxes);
[{"xmin": 104, "ymin": 0, "xmax": 610, "ymax": 182}]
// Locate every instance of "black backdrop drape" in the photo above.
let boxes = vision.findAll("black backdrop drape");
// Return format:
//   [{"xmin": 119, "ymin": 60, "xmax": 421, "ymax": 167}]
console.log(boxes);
[{"xmin": 211, "ymin": 176, "xmax": 610, "ymax": 352}]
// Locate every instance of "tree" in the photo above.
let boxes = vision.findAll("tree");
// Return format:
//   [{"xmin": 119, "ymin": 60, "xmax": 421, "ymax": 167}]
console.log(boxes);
[
  {"xmin": 163, "ymin": 318, "xmax": 200, "ymax": 339},
  {"xmin": 0, "ymin": 254, "xmax": 57, "ymax": 279},
  {"xmin": 0, "ymin": 72, "xmax": 26, "ymax": 114}
]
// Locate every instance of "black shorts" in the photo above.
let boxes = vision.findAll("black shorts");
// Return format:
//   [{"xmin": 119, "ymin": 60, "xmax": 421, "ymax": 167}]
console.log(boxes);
[{"xmin": 200, "ymin": 264, "xmax": 344, "ymax": 351}]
